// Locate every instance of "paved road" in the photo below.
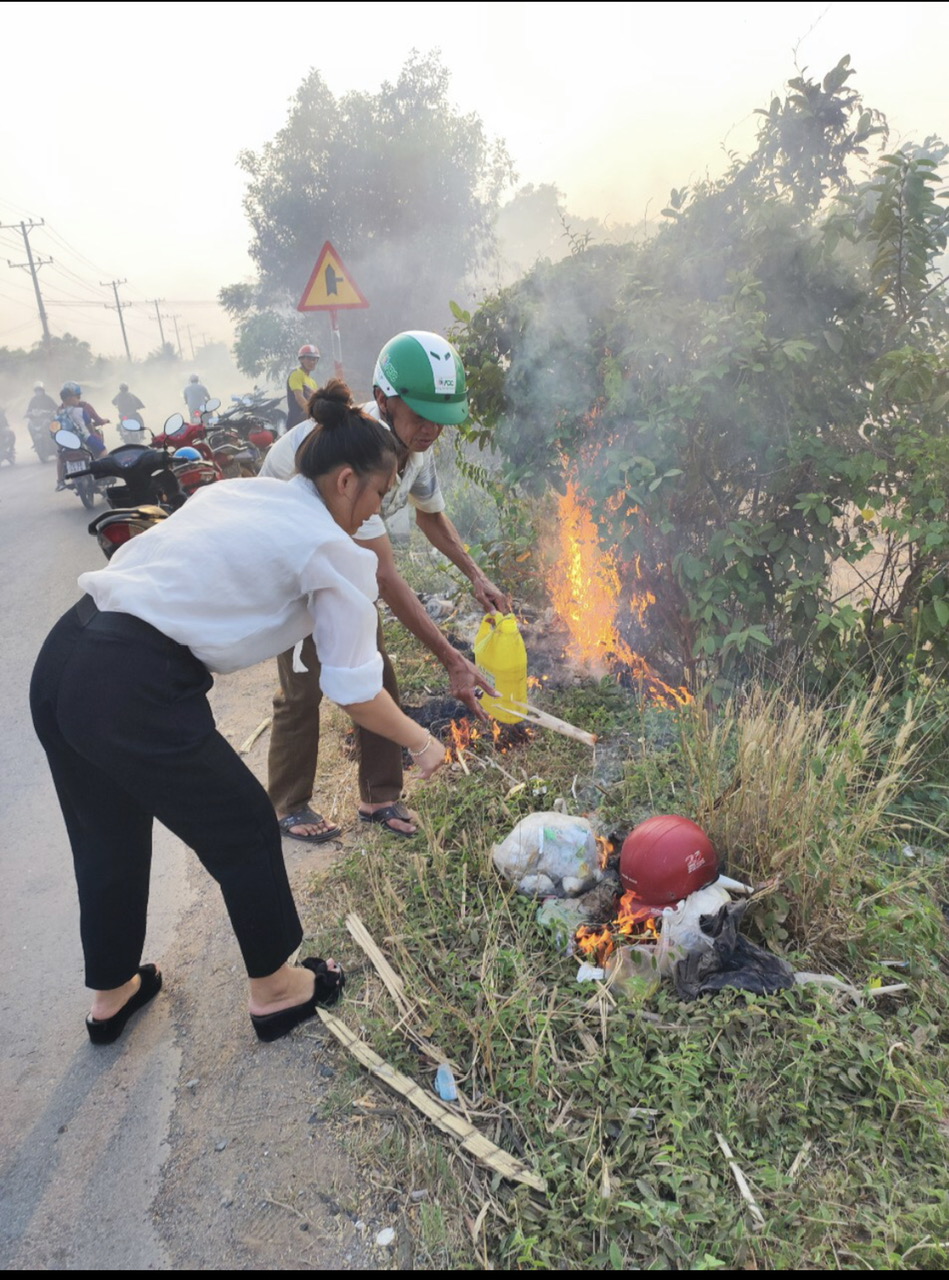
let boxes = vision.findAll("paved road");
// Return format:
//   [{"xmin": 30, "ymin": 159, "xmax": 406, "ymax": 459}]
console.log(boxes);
[
  {"xmin": 0, "ymin": 443, "xmax": 189, "ymax": 1268},
  {"xmin": 0, "ymin": 442, "xmax": 374, "ymax": 1270}
]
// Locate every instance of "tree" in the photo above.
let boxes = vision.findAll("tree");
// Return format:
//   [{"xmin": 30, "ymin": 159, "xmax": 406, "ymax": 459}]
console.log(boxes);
[
  {"xmin": 221, "ymin": 51, "xmax": 513, "ymax": 383},
  {"xmin": 456, "ymin": 58, "xmax": 949, "ymax": 693}
]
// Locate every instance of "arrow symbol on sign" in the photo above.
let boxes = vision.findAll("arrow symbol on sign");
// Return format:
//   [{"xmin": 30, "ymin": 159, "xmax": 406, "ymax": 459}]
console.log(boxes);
[{"xmin": 325, "ymin": 265, "xmax": 341, "ymax": 296}]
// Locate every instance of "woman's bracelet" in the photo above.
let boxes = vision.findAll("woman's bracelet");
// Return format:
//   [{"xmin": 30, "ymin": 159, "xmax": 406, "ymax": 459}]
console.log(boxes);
[{"xmin": 408, "ymin": 733, "xmax": 434, "ymax": 759}]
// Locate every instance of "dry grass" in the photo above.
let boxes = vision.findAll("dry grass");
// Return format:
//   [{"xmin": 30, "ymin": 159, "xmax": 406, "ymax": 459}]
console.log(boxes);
[{"xmin": 680, "ymin": 684, "xmax": 925, "ymax": 960}]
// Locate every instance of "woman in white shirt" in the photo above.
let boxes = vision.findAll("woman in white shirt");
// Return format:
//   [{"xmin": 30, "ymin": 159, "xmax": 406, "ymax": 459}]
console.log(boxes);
[{"xmin": 30, "ymin": 382, "xmax": 446, "ymax": 1045}]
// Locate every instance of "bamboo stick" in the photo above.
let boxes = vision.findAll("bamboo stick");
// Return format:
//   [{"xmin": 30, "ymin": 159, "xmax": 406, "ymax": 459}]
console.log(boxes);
[
  {"xmin": 501, "ymin": 700, "xmax": 597, "ymax": 746},
  {"xmin": 238, "ymin": 716, "xmax": 272, "ymax": 755},
  {"xmin": 317, "ymin": 1008, "xmax": 547, "ymax": 1193},
  {"xmin": 715, "ymin": 1132, "xmax": 765, "ymax": 1228}
]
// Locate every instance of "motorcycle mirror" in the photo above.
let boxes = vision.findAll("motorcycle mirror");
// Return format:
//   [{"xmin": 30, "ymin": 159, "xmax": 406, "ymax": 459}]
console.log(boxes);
[
  {"xmin": 230, "ymin": 395, "xmax": 242, "ymax": 403},
  {"xmin": 163, "ymin": 412, "xmax": 186, "ymax": 435},
  {"xmin": 120, "ymin": 418, "xmax": 144, "ymax": 433},
  {"xmin": 242, "ymin": 396, "xmax": 253, "ymax": 406},
  {"xmin": 203, "ymin": 397, "xmax": 222, "ymax": 412},
  {"xmin": 55, "ymin": 429, "xmax": 83, "ymax": 450}
]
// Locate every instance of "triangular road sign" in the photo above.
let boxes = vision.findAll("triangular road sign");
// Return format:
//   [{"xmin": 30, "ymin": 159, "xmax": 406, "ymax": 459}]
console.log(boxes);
[{"xmin": 297, "ymin": 241, "xmax": 369, "ymax": 311}]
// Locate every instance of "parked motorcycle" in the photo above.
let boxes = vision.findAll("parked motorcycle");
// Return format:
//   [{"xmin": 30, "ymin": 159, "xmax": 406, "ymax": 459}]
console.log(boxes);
[
  {"xmin": 153, "ymin": 399, "xmax": 225, "ymax": 487},
  {"xmin": 27, "ymin": 408, "xmax": 56, "ymax": 463},
  {"xmin": 0, "ymin": 409, "xmax": 14, "ymax": 466},
  {"xmin": 219, "ymin": 387, "xmax": 287, "ymax": 436},
  {"xmin": 118, "ymin": 414, "xmax": 145, "ymax": 445},
  {"xmin": 84, "ymin": 413, "xmax": 218, "ymax": 558}
]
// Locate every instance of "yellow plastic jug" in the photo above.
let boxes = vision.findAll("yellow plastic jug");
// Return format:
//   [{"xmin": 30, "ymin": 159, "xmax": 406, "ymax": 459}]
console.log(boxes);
[{"xmin": 474, "ymin": 612, "xmax": 528, "ymax": 724}]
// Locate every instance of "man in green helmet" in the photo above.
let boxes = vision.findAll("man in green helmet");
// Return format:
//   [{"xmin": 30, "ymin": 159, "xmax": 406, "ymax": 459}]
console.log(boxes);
[{"xmin": 259, "ymin": 330, "xmax": 510, "ymax": 839}]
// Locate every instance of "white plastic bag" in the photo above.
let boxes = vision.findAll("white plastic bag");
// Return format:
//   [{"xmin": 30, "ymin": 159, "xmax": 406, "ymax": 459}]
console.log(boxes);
[{"xmin": 493, "ymin": 812, "xmax": 601, "ymax": 897}]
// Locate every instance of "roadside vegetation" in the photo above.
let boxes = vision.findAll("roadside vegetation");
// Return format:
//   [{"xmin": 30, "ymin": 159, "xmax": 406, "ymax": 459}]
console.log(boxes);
[
  {"xmin": 305, "ymin": 626, "xmax": 949, "ymax": 1269},
  {"xmin": 294, "ymin": 57, "xmax": 949, "ymax": 1268}
]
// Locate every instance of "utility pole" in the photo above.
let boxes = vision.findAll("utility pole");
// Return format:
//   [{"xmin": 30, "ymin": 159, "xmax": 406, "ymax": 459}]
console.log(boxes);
[
  {"xmin": 147, "ymin": 298, "xmax": 166, "ymax": 348},
  {"xmin": 170, "ymin": 313, "xmax": 183, "ymax": 358},
  {"xmin": 101, "ymin": 278, "xmax": 132, "ymax": 362},
  {"xmin": 2, "ymin": 219, "xmax": 52, "ymax": 345},
  {"xmin": 186, "ymin": 324, "xmax": 195, "ymax": 360}
]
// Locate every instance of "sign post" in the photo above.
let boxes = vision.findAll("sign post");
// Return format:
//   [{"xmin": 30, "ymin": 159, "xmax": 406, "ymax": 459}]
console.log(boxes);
[{"xmin": 296, "ymin": 242, "xmax": 368, "ymax": 379}]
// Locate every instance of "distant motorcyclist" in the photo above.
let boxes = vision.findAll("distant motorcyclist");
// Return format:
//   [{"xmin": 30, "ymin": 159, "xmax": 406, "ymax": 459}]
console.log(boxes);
[
  {"xmin": 0, "ymin": 406, "xmax": 14, "ymax": 466},
  {"xmin": 54, "ymin": 382, "xmax": 109, "ymax": 491},
  {"xmin": 112, "ymin": 382, "xmax": 145, "ymax": 428},
  {"xmin": 27, "ymin": 382, "xmax": 57, "ymax": 416},
  {"xmin": 26, "ymin": 382, "xmax": 59, "ymax": 462},
  {"xmin": 286, "ymin": 344, "xmax": 321, "ymax": 429},
  {"xmin": 183, "ymin": 374, "xmax": 210, "ymax": 423}
]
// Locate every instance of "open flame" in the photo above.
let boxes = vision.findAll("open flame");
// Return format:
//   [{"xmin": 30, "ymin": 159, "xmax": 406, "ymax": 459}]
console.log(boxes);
[
  {"xmin": 548, "ymin": 477, "xmax": 690, "ymax": 706},
  {"xmin": 443, "ymin": 716, "xmax": 532, "ymax": 764},
  {"xmin": 575, "ymin": 890, "xmax": 661, "ymax": 965}
]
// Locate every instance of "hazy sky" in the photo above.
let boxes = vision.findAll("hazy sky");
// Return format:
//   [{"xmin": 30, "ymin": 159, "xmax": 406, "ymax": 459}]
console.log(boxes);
[{"xmin": 1, "ymin": 1, "xmax": 946, "ymax": 358}]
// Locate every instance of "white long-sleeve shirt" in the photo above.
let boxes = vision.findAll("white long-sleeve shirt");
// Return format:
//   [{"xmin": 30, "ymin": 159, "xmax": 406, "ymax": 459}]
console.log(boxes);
[
  {"xmin": 259, "ymin": 400, "xmax": 445, "ymax": 540},
  {"xmin": 77, "ymin": 474, "xmax": 383, "ymax": 703}
]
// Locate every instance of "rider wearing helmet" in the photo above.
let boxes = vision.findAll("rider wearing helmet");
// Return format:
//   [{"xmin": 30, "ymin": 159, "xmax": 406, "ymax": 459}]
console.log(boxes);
[
  {"xmin": 28, "ymin": 381, "xmax": 57, "ymax": 416},
  {"xmin": 286, "ymin": 344, "xmax": 321, "ymax": 429},
  {"xmin": 112, "ymin": 382, "xmax": 145, "ymax": 428},
  {"xmin": 54, "ymin": 383, "xmax": 109, "ymax": 490},
  {"xmin": 260, "ymin": 331, "xmax": 510, "ymax": 839},
  {"xmin": 183, "ymin": 373, "xmax": 210, "ymax": 423}
]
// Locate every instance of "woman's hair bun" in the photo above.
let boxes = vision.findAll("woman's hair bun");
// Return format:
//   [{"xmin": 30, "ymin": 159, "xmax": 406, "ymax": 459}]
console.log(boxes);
[{"xmin": 309, "ymin": 379, "xmax": 353, "ymax": 429}]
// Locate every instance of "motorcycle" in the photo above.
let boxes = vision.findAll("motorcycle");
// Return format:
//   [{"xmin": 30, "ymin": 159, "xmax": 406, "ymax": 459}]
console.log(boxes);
[
  {"xmin": 0, "ymin": 410, "xmax": 14, "ymax": 466},
  {"xmin": 84, "ymin": 413, "xmax": 218, "ymax": 559},
  {"xmin": 118, "ymin": 414, "xmax": 145, "ymax": 445},
  {"xmin": 54, "ymin": 428, "xmax": 114, "ymax": 509},
  {"xmin": 219, "ymin": 387, "xmax": 287, "ymax": 436},
  {"xmin": 27, "ymin": 409, "xmax": 56, "ymax": 463},
  {"xmin": 153, "ymin": 400, "xmax": 224, "ymax": 491}
]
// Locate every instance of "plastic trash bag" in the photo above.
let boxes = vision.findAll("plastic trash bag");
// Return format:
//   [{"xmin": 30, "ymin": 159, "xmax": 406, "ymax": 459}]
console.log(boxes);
[
  {"xmin": 674, "ymin": 900, "xmax": 795, "ymax": 1000},
  {"xmin": 493, "ymin": 812, "xmax": 601, "ymax": 897}
]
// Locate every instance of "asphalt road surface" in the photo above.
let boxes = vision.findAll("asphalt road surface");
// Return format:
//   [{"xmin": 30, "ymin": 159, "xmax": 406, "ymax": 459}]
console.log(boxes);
[{"xmin": 0, "ymin": 439, "xmax": 378, "ymax": 1270}]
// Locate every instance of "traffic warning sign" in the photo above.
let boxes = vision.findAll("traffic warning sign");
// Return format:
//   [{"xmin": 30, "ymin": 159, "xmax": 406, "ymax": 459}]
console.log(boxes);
[{"xmin": 297, "ymin": 242, "xmax": 369, "ymax": 311}]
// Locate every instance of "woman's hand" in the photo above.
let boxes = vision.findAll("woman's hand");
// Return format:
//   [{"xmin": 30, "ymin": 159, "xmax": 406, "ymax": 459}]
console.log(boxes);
[{"xmin": 412, "ymin": 734, "xmax": 446, "ymax": 780}]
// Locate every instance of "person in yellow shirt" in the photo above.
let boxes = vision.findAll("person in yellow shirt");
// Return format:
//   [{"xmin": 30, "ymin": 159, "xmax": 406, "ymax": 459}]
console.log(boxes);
[{"xmin": 286, "ymin": 344, "xmax": 321, "ymax": 428}]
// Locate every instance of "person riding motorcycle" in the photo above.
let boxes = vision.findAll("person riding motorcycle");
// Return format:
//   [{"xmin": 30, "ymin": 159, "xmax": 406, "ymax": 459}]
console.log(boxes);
[
  {"xmin": 27, "ymin": 382, "xmax": 57, "ymax": 416},
  {"xmin": 112, "ymin": 382, "xmax": 145, "ymax": 431},
  {"xmin": 25, "ymin": 383, "xmax": 59, "ymax": 463},
  {"xmin": 54, "ymin": 382, "xmax": 109, "ymax": 491},
  {"xmin": 0, "ymin": 406, "xmax": 15, "ymax": 465},
  {"xmin": 183, "ymin": 373, "xmax": 210, "ymax": 424}
]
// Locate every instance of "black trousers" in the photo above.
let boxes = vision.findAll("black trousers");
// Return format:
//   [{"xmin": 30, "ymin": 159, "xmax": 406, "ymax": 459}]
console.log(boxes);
[{"xmin": 30, "ymin": 597, "xmax": 302, "ymax": 989}]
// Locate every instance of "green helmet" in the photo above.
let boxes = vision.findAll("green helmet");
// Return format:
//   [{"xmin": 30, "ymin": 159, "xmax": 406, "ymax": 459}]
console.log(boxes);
[{"xmin": 372, "ymin": 330, "xmax": 469, "ymax": 425}]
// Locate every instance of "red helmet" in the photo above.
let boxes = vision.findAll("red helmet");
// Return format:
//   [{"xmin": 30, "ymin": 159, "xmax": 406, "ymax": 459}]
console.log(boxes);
[
  {"xmin": 619, "ymin": 815, "xmax": 719, "ymax": 906},
  {"xmin": 298, "ymin": 344, "xmax": 320, "ymax": 359}
]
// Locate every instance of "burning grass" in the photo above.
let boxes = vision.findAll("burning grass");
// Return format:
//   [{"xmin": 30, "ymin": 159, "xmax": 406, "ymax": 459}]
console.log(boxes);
[{"xmin": 301, "ymin": 630, "xmax": 949, "ymax": 1270}]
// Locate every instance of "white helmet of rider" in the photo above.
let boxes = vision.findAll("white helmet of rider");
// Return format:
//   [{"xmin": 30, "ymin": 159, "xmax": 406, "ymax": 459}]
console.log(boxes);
[{"xmin": 34, "ymin": 381, "xmax": 44, "ymax": 391}]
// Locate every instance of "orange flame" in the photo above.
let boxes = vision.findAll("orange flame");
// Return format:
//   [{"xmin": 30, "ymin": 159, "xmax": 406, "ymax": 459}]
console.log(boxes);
[
  {"xmin": 548, "ymin": 478, "xmax": 690, "ymax": 706},
  {"xmin": 444, "ymin": 717, "xmax": 527, "ymax": 762},
  {"xmin": 575, "ymin": 891, "xmax": 661, "ymax": 965}
]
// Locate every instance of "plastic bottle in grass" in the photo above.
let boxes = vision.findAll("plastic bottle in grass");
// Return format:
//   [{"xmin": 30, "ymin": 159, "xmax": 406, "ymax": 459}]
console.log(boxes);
[{"xmin": 474, "ymin": 612, "xmax": 528, "ymax": 724}]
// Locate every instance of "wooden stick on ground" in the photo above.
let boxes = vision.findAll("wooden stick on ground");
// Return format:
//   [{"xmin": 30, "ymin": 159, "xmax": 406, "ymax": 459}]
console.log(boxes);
[
  {"xmin": 238, "ymin": 716, "xmax": 272, "ymax": 755},
  {"xmin": 715, "ymin": 1132, "xmax": 766, "ymax": 1229},
  {"xmin": 318, "ymin": 1007, "xmax": 547, "ymax": 1193},
  {"xmin": 344, "ymin": 912, "xmax": 456, "ymax": 1068},
  {"xmin": 502, "ymin": 700, "xmax": 597, "ymax": 746},
  {"xmin": 344, "ymin": 912, "xmax": 412, "ymax": 1019}
]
